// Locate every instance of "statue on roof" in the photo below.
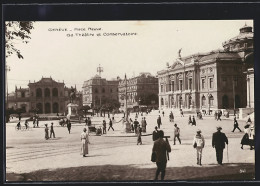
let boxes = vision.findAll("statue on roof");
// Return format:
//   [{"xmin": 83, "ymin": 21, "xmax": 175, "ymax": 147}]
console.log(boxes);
[{"xmin": 178, "ymin": 48, "xmax": 182, "ymax": 58}]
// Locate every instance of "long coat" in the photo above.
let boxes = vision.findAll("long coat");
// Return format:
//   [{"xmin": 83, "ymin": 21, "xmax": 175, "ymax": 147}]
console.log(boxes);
[
  {"xmin": 152, "ymin": 138, "xmax": 171, "ymax": 163},
  {"xmin": 212, "ymin": 131, "xmax": 228, "ymax": 149}
]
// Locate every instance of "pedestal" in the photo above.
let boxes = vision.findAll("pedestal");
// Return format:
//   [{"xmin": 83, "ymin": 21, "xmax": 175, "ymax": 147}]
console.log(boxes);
[
  {"xmin": 67, "ymin": 103, "xmax": 79, "ymax": 118},
  {"xmin": 125, "ymin": 121, "xmax": 131, "ymax": 133}
]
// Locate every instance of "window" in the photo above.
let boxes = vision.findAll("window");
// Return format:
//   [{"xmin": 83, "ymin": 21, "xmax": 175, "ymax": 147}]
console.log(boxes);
[
  {"xmin": 21, "ymin": 92, "xmax": 25, "ymax": 98},
  {"xmin": 36, "ymin": 88, "xmax": 42, "ymax": 97},
  {"xmin": 209, "ymin": 96, "xmax": 214, "ymax": 106},
  {"xmin": 102, "ymin": 88, "xmax": 105, "ymax": 93},
  {"xmin": 161, "ymin": 98, "xmax": 164, "ymax": 105},
  {"xmin": 179, "ymin": 80, "xmax": 183, "ymax": 91},
  {"xmin": 161, "ymin": 85, "xmax": 164, "ymax": 93},
  {"xmin": 52, "ymin": 88, "xmax": 58, "ymax": 97},
  {"xmin": 202, "ymin": 79, "xmax": 205, "ymax": 89},
  {"xmin": 169, "ymin": 82, "xmax": 171, "ymax": 91},
  {"xmin": 209, "ymin": 78, "xmax": 214, "ymax": 89},
  {"xmin": 110, "ymin": 89, "xmax": 113, "ymax": 93},
  {"xmin": 202, "ymin": 96, "xmax": 206, "ymax": 106},
  {"xmin": 44, "ymin": 88, "xmax": 50, "ymax": 97},
  {"xmin": 189, "ymin": 79, "xmax": 192, "ymax": 90},
  {"xmin": 95, "ymin": 88, "xmax": 98, "ymax": 93},
  {"xmin": 172, "ymin": 81, "xmax": 174, "ymax": 92},
  {"xmin": 233, "ymin": 77, "xmax": 238, "ymax": 87}
]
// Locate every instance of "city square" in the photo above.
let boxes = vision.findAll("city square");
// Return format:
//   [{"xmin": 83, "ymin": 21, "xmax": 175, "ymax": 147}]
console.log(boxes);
[
  {"xmin": 4, "ymin": 20, "xmax": 255, "ymax": 182},
  {"xmin": 6, "ymin": 110, "xmax": 254, "ymax": 181}
]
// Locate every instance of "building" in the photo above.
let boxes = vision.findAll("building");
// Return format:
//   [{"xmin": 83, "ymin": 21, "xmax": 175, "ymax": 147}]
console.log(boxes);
[
  {"xmin": 118, "ymin": 72, "xmax": 159, "ymax": 111},
  {"xmin": 82, "ymin": 75, "xmax": 120, "ymax": 107},
  {"xmin": 157, "ymin": 24, "xmax": 253, "ymax": 114},
  {"xmin": 8, "ymin": 77, "xmax": 82, "ymax": 114}
]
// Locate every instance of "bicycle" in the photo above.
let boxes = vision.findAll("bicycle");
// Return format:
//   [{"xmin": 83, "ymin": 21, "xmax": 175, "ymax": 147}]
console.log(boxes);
[
  {"xmin": 21, "ymin": 125, "xmax": 31, "ymax": 131},
  {"xmin": 15, "ymin": 126, "xmax": 21, "ymax": 131}
]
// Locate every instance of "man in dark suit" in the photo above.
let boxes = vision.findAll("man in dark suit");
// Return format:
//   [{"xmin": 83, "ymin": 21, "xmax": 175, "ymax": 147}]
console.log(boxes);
[
  {"xmin": 152, "ymin": 130, "xmax": 171, "ymax": 180},
  {"xmin": 212, "ymin": 126, "xmax": 228, "ymax": 165},
  {"xmin": 152, "ymin": 126, "xmax": 159, "ymax": 141},
  {"xmin": 157, "ymin": 115, "xmax": 162, "ymax": 129}
]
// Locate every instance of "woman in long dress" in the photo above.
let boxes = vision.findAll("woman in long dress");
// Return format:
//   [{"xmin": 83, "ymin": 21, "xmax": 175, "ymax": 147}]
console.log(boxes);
[
  {"xmin": 81, "ymin": 128, "xmax": 90, "ymax": 157},
  {"xmin": 241, "ymin": 124, "xmax": 250, "ymax": 149}
]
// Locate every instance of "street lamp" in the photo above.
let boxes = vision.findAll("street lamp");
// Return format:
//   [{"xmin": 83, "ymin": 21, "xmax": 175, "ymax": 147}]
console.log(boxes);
[
  {"xmin": 5, "ymin": 65, "xmax": 11, "ymax": 109},
  {"xmin": 207, "ymin": 93, "xmax": 212, "ymax": 115}
]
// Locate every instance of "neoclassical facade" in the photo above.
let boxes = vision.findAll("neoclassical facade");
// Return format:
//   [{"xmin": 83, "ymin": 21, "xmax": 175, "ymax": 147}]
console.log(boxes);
[{"xmin": 158, "ymin": 25, "xmax": 253, "ymax": 113}]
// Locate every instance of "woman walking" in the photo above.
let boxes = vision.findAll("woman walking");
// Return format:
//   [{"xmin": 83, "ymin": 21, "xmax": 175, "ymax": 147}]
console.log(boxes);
[
  {"xmin": 137, "ymin": 124, "xmax": 142, "ymax": 145},
  {"xmin": 241, "ymin": 123, "xmax": 250, "ymax": 149},
  {"xmin": 81, "ymin": 128, "xmax": 90, "ymax": 157},
  {"xmin": 192, "ymin": 129, "xmax": 205, "ymax": 165},
  {"xmin": 44, "ymin": 124, "xmax": 49, "ymax": 140}
]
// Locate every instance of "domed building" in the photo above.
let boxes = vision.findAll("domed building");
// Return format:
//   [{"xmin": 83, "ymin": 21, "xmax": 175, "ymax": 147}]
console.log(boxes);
[{"xmin": 157, "ymin": 24, "xmax": 254, "ymax": 117}]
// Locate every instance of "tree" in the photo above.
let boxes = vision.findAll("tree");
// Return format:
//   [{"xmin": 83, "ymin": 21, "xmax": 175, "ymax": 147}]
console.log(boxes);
[
  {"xmin": 79, "ymin": 105, "xmax": 91, "ymax": 117},
  {"xmin": 5, "ymin": 21, "xmax": 34, "ymax": 59}
]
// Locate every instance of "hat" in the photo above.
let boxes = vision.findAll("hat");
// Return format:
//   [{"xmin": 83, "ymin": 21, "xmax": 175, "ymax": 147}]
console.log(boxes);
[
  {"xmin": 45, "ymin": 124, "xmax": 48, "ymax": 126},
  {"xmin": 217, "ymin": 126, "xmax": 222, "ymax": 130},
  {"xmin": 174, "ymin": 123, "xmax": 177, "ymax": 126},
  {"xmin": 197, "ymin": 129, "xmax": 201, "ymax": 133}
]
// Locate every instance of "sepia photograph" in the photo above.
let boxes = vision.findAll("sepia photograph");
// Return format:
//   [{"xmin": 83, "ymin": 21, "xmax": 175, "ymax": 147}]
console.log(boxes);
[{"xmin": 4, "ymin": 20, "xmax": 255, "ymax": 181}]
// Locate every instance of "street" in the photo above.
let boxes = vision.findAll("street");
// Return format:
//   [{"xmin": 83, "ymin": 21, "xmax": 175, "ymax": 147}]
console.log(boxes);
[{"xmin": 5, "ymin": 110, "xmax": 255, "ymax": 181}]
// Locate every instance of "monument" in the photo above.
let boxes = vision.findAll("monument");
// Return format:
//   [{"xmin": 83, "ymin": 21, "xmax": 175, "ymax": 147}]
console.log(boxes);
[{"xmin": 67, "ymin": 86, "xmax": 79, "ymax": 120}]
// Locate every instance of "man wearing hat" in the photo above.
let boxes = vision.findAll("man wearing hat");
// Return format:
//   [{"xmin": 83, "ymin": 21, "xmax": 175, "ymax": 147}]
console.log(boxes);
[
  {"xmin": 212, "ymin": 126, "xmax": 228, "ymax": 165},
  {"xmin": 152, "ymin": 126, "xmax": 159, "ymax": 141},
  {"xmin": 50, "ymin": 122, "xmax": 55, "ymax": 138},
  {"xmin": 173, "ymin": 124, "xmax": 181, "ymax": 145}
]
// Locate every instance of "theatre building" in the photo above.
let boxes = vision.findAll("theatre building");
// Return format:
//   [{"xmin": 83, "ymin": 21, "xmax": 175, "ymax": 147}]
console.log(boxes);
[{"xmin": 157, "ymin": 24, "xmax": 253, "ymax": 114}]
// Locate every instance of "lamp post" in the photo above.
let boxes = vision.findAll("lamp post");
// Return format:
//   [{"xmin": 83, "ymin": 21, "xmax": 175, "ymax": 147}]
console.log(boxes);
[{"xmin": 207, "ymin": 93, "xmax": 212, "ymax": 115}]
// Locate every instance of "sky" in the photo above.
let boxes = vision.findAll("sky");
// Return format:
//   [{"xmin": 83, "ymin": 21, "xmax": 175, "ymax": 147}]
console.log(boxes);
[{"xmin": 6, "ymin": 20, "xmax": 253, "ymax": 93}]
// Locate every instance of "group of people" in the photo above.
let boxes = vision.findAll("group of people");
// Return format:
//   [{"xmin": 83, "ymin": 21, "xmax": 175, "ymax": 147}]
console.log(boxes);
[
  {"xmin": 188, "ymin": 115, "xmax": 196, "ymax": 126},
  {"xmin": 44, "ymin": 122, "xmax": 56, "ymax": 140},
  {"xmin": 16, "ymin": 119, "xmax": 30, "ymax": 130},
  {"xmin": 214, "ymin": 110, "xmax": 223, "ymax": 121}
]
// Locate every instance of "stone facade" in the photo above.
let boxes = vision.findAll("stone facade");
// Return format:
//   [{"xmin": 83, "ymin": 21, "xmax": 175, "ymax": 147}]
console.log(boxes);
[
  {"xmin": 118, "ymin": 72, "xmax": 158, "ymax": 111},
  {"xmin": 82, "ymin": 75, "xmax": 119, "ymax": 107},
  {"xmin": 8, "ymin": 77, "xmax": 82, "ymax": 114},
  {"xmin": 158, "ymin": 25, "xmax": 253, "ymax": 113}
]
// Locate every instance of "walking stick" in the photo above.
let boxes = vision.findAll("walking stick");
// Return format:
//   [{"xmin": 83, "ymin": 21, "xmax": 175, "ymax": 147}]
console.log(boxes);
[{"xmin": 227, "ymin": 144, "xmax": 229, "ymax": 163}]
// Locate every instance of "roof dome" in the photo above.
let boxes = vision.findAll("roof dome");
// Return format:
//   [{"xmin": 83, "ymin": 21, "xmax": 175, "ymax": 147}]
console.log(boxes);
[{"xmin": 222, "ymin": 24, "xmax": 253, "ymax": 52}]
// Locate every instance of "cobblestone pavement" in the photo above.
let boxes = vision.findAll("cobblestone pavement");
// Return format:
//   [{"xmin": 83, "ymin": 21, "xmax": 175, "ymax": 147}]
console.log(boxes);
[{"xmin": 5, "ymin": 110, "xmax": 255, "ymax": 181}]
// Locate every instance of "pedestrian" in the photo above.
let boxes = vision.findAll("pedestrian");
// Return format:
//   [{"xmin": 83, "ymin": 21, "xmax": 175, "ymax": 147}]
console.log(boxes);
[
  {"xmin": 85, "ymin": 117, "xmax": 88, "ymax": 126},
  {"xmin": 232, "ymin": 120, "xmax": 242, "ymax": 132},
  {"xmin": 102, "ymin": 119, "xmax": 107, "ymax": 134},
  {"xmin": 80, "ymin": 128, "xmax": 90, "ymax": 157},
  {"xmin": 16, "ymin": 121, "xmax": 21, "ymax": 130},
  {"xmin": 67, "ymin": 120, "xmax": 71, "ymax": 134},
  {"xmin": 33, "ymin": 116, "xmax": 36, "ymax": 128},
  {"xmin": 18, "ymin": 115, "xmax": 21, "ymax": 121},
  {"xmin": 108, "ymin": 118, "xmax": 114, "ymax": 131},
  {"xmin": 241, "ymin": 124, "xmax": 250, "ymax": 149},
  {"xmin": 212, "ymin": 126, "xmax": 228, "ymax": 165},
  {"xmin": 142, "ymin": 117, "xmax": 147, "ymax": 133},
  {"xmin": 162, "ymin": 111, "xmax": 165, "ymax": 117},
  {"xmin": 24, "ymin": 120, "xmax": 29, "ymax": 129},
  {"xmin": 152, "ymin": 130, "xmax": 171, "ymax": 180},
  {"xmin": 188, "ymin": 115, "xmax": 192, "ymax": 125},
  {"xmin": 217, "ymin": 111, "xmax": 222, "ymax": 121},
  {"xmin": 249, "ymin": 124, "xmax": 255, "ymax": 150},
  {"xmin": 134, "ymin": 119, "xmax": 139, "ymax": 134},
  {"xmin": 129, "ymin": 118, "xmax": 134, "ymax": 132},
  {"xmin": 87, "ymin": 117, "xmax": 92, "ymax": 126},
  {"xmin": 247, "ymin": 115, "xmax": 252, "ymax": 124},
  {"xmin": 137, "ymin": 124, "xmax": 142, "ymax": 145},
  {"xmin": 50, "ymin": 122, "xmax": 55, "ymax": 138},
  {"xmin": 173, "ymin": 124, "xmax": 181, "ymax": 145},
  {"xmin": 214, "ymin": 111, "xmax": 217, "ymax": 120},
  {"xmin": 192, "ymin": 116, "xmax": 196, "ymax": 126},
  {"xmin": 157, "ymin": 115, "xmax": 162, "ymax": 129},
  {"xmin": 36, "ymin": 118, "xmax": 39, "ymax": 127},
  {"xmin": 192, "ymin": 129, "xmax": 205, "ymax": 166},
  {"xmin": 152, "ymin": 126, "xmax": 159, "ymax": 141},
  {"xmin": 44, "ymin": 124, "xmax": 49, "ymax": 140}
]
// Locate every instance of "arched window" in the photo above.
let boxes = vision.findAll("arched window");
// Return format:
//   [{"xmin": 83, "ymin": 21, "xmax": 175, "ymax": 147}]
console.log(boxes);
[
  {"xmin": 21, "ymin": 92, "xmax": 25, "ymax": 98},
  {"xmin": 161, "ymin": 98, "xmax": 164, "ymax": 105},
  {"xmin": 52, "ymin": 88, "xmax": 58, "ymax": 97},
  {"xmin": 45, "ymin": 88, "xmax": 50, "ymax": 97},
  {"xmin": 95, "ymin": 88, "xmax": 98, "ymax": 93},
  {"xmin": 202, "ymin": 96, "xmax": 206, "ymax": 106},
  {"xmin": 209, "ymin": 96, "xmax": 214, "ymax": 106},
  {"xmin": 36, "ymin": 88, "xmax": 42, "ymax": 97},
  {"xmin": 222, "ymin": 95, "xmax": 229, "ymax": 109},
  {"xmin": 53, "ymin": 102, "xmax": 59, "ymax": 113},
  {"xmin": 45, "ymin": 102, "xmax": 51, "ymax": 113},
  {"xmin": 36, "ymin": 103, "xmax": 43, "ymax": 114}
]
